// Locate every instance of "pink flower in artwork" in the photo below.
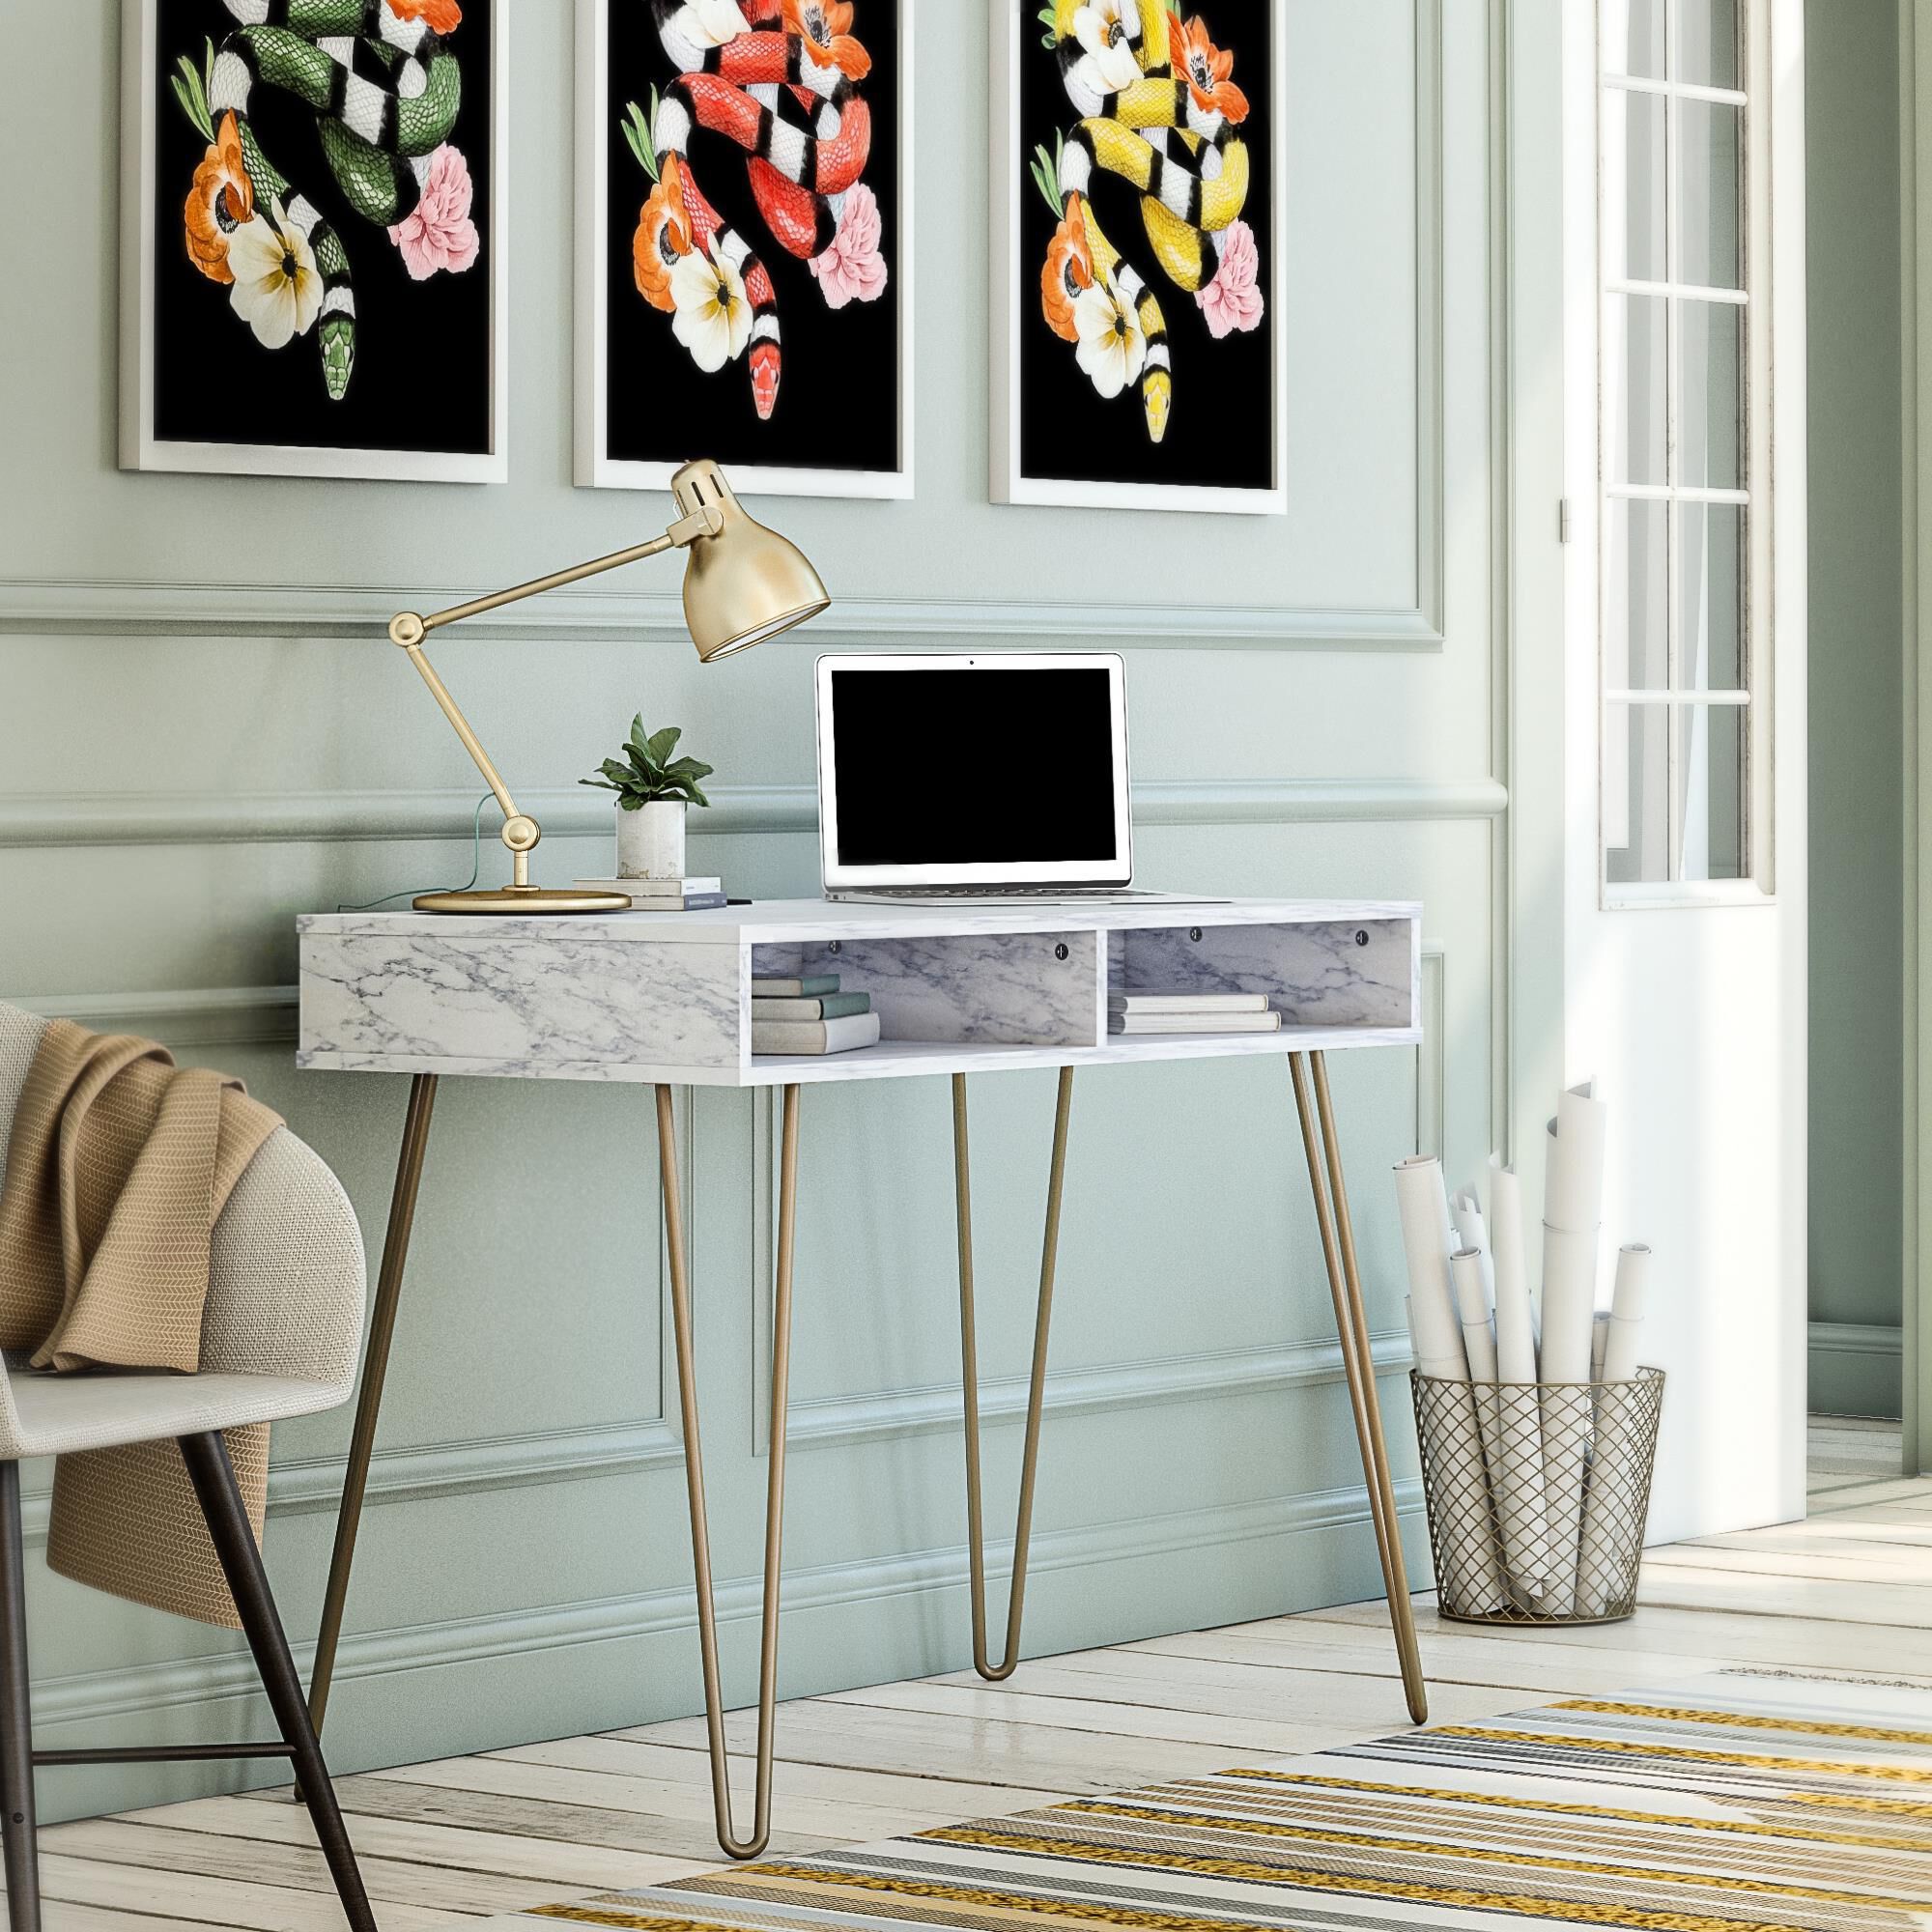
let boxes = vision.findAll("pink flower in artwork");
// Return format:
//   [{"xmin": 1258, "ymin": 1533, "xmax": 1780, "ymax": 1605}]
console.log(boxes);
[
  {"xmin": 388, "ymin": 145, "xmax": 481, "ymax": 281},
  {"xmin": 809, "ymin": 183, "xmax": 888, "ymax": 309},
  {"xmin": 1196, "ymin": 219, "xmax": 1264, "ymax": 339}
]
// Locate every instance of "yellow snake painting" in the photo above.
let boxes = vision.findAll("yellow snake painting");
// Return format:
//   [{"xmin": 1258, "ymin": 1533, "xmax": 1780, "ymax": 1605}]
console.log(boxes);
[{"xmin": 1034, "ymin": 0, "xmax": 1264, "ymax": 442}]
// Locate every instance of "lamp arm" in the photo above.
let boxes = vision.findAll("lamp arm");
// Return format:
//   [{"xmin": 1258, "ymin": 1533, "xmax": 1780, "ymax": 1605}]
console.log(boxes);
[{"xmin": 385, "ymin": 505, "xmax": 724, "ymax": 891}]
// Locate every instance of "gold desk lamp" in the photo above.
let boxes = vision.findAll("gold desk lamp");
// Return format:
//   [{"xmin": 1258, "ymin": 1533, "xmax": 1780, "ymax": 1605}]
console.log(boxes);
[{"xmin": 388, "ymin": 458, "xmax": 830, "ymax": 915}]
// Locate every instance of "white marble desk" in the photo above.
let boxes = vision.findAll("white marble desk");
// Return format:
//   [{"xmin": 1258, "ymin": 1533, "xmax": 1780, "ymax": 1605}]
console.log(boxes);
[{"xmin": 297, "ymin": 899, "xmax": 1429, "ymax": 1856}]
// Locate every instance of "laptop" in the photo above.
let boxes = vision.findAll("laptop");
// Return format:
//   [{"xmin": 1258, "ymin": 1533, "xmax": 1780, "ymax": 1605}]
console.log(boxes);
[{"xmin": 814, "ymin": 651, "xmax": 1224, "ymax": 905}]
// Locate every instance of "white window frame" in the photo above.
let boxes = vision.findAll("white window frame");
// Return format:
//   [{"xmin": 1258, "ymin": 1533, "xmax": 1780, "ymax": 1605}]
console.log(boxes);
[{"xmin": 1598, "ymin": 0, "xmax": 1777, "ymax": 909}]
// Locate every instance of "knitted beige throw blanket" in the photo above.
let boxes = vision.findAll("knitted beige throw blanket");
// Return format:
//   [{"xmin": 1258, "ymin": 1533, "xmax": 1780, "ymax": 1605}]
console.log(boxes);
[{"xmin": 0, "ymin": 1020, "xmax": 282, "ymax": 1628}]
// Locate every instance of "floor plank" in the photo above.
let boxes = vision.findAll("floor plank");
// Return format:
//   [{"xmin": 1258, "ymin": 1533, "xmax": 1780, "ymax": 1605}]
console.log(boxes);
[{"xmin": 25, "ymin": 1470, "xmax": 1931, "ymax": 1931}]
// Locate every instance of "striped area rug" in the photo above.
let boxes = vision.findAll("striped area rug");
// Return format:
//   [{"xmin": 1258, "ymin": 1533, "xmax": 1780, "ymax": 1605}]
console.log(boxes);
[{"xmin": 488, "ymin": 1672, "xmax": 1932, "ymax": 1931}]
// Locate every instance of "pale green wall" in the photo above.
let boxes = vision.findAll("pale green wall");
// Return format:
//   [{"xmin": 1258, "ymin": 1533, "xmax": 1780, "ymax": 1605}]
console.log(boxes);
[
  {"xmin": 0, "ymin": 1, "xmax": 1513, "ymax": 1821},
  {"xmin": 1807, "ymin": 0, "xmax": 1905, "ymax": 1419}
]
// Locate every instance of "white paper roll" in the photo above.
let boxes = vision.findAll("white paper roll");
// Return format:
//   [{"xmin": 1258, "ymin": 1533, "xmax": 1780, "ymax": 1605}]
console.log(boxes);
[
  {"xmin": 1394, "ymin": 1158, "xmax": 1466, "ymax": 1379},
  {"xmin": 1451, "ymin": 1248, "xmax": 1499, "ymax": 1383},
  {"xmin": 1545, "ymin": 1082, "xmax": 1609, "ymax": 1233},
  {"xmin": 1485, "ymin": 1157, "xmax": 1551, "ymax": 1605},
  {"xmin": 1591, "ymin": 1311, "xmax": 1611, "ymax": 1382},
  {"xmin": 1576, "ymin": 1250, "xmax": 1654, "ymax": 1616},
  {"xmin": 1601, "ymin": 1243, "xmax": 1650, "ymax": 1384},
  {"xmin": 1397, "ymin": 1167, "xmax": 1506, "ymax": 1612},
  {"xmin": 1451, "ymin": 1190, "xmax": 1496, "ymax": 1306},
  {"xmin": 1539, "ymin": 1382, "xmax": 1594, "ymax": 1615},
  {"xmin": 1539, "ymin": 1222, "xmax": 1599, "ymax": 1385}
]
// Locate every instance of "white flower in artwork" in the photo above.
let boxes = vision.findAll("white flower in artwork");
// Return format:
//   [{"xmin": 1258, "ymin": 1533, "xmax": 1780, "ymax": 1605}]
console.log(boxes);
[
  {"xmin": 1072, "ymin": 1, "xmax": 1144, "ymax": 91},
  {"xmin": 670, "ymin": 240, "xmax": 753, "ymax": 372},
  {"xmin": 226, "ymin": 202, "xmax": 323, "ymax": 350},
  {"xmin": 679, "ymin": 0, "xmax": 753, "ymax": 46},
  {"xmin": 1072, "ymin": 278, "xmax": 1145, "ymax": 399}
]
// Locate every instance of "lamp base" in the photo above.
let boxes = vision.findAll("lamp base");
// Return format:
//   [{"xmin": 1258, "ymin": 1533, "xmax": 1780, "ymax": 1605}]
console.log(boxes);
[{"xmin": 412, "ymin": 887, "xmax": 634, "ymax": 916}]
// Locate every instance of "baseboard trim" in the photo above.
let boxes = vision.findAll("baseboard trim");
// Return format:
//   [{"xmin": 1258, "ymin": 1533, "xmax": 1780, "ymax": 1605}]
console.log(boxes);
[
  {"xmin": 1807, "ymin": 1321, "xmax": 1904, "ymax": 1420},
  {"xmin": 30, "ymin": 1475, "xmax": 1423, "ymax": 1733}
]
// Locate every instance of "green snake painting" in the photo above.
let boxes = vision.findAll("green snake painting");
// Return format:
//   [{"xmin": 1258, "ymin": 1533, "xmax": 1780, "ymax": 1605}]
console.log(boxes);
[
  {"xmin": 1035, "ymin": 0, "xmax": 1264, "ymax": 442},
  {"xmin": 173, "ymin": 0, "xmax": 481, "ymax": 402}
]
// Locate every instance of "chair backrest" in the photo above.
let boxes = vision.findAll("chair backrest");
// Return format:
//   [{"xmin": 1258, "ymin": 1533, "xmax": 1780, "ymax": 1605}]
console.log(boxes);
[{"xmin": 0, "ymin": 1002, "xmax": 365, "ymax": 1391}]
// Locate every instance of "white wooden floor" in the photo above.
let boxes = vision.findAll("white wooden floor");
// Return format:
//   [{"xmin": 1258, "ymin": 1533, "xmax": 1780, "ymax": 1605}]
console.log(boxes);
[
  {"xmin": 1807, "ymin": 1410, "xmax": 1906, "ymax": 1494},
  {"xmin": 19, "ymin": 1462, "xmax": 1931, "ymax": 1931}
]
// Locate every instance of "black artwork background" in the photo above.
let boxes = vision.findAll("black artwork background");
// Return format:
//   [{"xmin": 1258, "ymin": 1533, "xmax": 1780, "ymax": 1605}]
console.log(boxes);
[
  {"xmin": 604, "ymin": 3, "xmax": 900, "ymax": 474},
  {"xmin": 152, "ymin": 0, "xmax": 494, "ymax": 455},
  {"xmin": 1016, "ymin": 0, "xmax": 1274, "ymax": 495}
]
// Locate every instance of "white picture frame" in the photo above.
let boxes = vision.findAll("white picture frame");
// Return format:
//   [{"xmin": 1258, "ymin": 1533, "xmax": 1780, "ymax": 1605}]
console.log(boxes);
[
  {"xmin": 990, "ymin": 0, "xmax": 1287, "ymax": 515},
  {"xmin": 575, "ymin": 0, "xmax": 914, "ymax": 500},
  {"xmin": 119, "ymin": 0, "xmax": 510, "ymax": 484}
]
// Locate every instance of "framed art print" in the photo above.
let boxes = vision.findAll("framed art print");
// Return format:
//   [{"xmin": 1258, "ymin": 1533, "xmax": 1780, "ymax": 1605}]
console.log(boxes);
[
  {"xmin": 577, "ymin": 0, "xmax": 912, "ymax": 499},
  {"xmin": 992, "ymin": 0, "xmax": 1285, "ymax": 514},
  {"xmin": 121, "ymin": 0, "xmax": 507, "ymax": 483}
]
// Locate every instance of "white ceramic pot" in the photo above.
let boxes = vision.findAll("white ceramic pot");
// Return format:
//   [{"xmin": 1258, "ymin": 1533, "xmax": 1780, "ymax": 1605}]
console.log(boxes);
[{"xmin": 616, "ymin": 799, "xmax": 687, "ymax": 881}]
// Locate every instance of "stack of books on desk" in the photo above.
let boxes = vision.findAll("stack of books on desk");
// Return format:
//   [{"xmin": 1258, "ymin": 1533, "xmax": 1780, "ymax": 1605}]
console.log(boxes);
[
  {"xmin": 574, "ymin": 876, "xmax": 728, "ymax": 911},
  {"xmin": 1108, "ymin": 991, "xmax": 1281, "ymax": 1036},
  {"xmin": 752, "ymin": 975, "xmax": 881, "ymax": 1056}
]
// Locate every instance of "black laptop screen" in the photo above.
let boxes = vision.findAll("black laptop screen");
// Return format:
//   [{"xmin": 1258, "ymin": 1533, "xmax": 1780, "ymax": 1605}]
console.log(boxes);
[{"xmin": 829, "ymin": 667, "xmax": 1120, "ymax": 867}]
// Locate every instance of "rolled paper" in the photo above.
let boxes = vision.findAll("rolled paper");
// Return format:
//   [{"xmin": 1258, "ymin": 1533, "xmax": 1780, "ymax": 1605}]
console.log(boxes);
[
  {"xmin": 1601, "ymin": 1243, "xmax": 1650, "ymax": 1384},
  {"xmin": 1545, "ymin": 1082, "xmax": 1609, "ymax": 1234},
  {"xmin": 1393, "ymin": 1157, "xmax": 1466, "ymax": 1379},
  {"xmin": 1486, "ymin": 1157, "xmax": 1551, "ymax": 1605},
  {"xmin": 1576, "ymin": 1246, "xmax": 1655, "ymax": 1616},
  {"xmin": 1395, "ymin": 1163, "xmax": 1506, "ymax": 1612},
  {"xmin": 1451, "ymin": 1189, "xmax": 1497, "ymax": 1306},
  {"xmin": 1538, "ymin": 1085, "xmax": 1607, "ymax": 1620},
  {"xmin": 1539, "ymin": 1223, "xmax": 1599, "ymax": 1384},
  {"xmin": 1591, "ymin": 1310, "xmax": 1611, "ymax": 1382},
  {"xmin": 1451, "ymin": 1247, "xmax": 1499, "ymax": 1383}
]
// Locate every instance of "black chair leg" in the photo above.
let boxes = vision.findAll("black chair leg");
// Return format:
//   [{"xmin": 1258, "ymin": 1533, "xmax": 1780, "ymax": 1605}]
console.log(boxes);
[
  {"xmin": 179, "ymin": 1434, "xmax": 375, "ymax": 1932},
  {"xmin": 0, "ymin": 1463, "xmax": 39, "ymax": 1932}
]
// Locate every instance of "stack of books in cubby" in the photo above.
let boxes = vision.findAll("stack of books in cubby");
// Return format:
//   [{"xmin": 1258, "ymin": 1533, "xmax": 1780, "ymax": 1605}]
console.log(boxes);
[
  {"xmin": 573, "ymin": 875, "xmax": 728, "ymax": 911},
  {"xmin": 1108, "ymin": 991, "xmax": 1281, "ymax": 1036},
  {"xmin": 752, "ymin": 974, "xmax": 881, "ymax": 1057}
]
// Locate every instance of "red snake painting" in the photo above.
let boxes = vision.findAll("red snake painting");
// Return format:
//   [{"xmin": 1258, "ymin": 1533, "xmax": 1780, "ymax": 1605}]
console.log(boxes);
[{"xmin": 628, "ymin": 0, "xmax": 889, "ymax": 421}]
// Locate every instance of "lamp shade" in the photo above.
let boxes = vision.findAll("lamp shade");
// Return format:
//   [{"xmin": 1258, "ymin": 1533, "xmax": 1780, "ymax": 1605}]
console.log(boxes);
[{"xmin": 670, "ymin": 460, "xmax": 830, "ymax": 662}]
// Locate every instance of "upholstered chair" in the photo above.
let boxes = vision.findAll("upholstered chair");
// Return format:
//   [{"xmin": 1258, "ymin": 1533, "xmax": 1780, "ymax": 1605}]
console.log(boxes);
[{"xmin": 0, "ymin": 1002, "xmax": 374, "ymax": 1932}]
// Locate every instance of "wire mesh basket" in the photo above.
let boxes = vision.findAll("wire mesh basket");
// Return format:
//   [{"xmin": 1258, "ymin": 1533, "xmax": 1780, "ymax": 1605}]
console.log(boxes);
[{"xmin": 1410, "ymin": 1366, "xmax": 1664, "ymax": 1626}]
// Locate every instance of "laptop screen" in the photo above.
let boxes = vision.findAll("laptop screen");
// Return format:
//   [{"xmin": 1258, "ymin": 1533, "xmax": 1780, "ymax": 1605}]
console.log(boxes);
[{"xmin": 816, "ymin": 654, "xmax": 1132, "ymax": 888}]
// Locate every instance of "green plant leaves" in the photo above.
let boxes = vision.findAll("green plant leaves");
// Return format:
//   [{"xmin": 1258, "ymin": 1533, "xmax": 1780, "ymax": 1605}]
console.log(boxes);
[
  {"xmin": 580, "ymin": 719, "xmax": 713, "ymax": 808},
  {"xmin": 1037, "ymin": 4, "xmax": 1058, "ymax": 49},
  {"xmin": 621, "ymin": 95, "xmax": 661, "ymax": 184},
  {"xmin": 1030, "ymin": 136, "xmax": 1065, "ymax": 219},
  {"xmin": 171, "ymin": 43, "xmax": 215, "ymax": 144}
]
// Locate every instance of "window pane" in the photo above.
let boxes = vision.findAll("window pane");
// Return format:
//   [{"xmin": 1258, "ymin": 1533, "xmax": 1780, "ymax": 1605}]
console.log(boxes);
[
  {"xmin": 1678, "ymin": 301, "xmax": 1744, "ymax": 489},
  {"xmin": 1677, "ymin": 0, "xmax": 1741, "ymax": 90},
  {"xmin": 1608, "ymin": 499, "xmax": 1670, "ymax": 688},
  {"xmin": 1678, "ymin": 502, "xmax": 1746, "ymax": 691},
  {"xmin": 1677, "ymin": 99, "xmax": 1743, "ymax": 288},
  {"xmin": 1606, "ymin": 295, "xmax": 1667, "ymax": 484},
  {"xmin": 1606, "ymin": 90, "xmax": 1666, "ymax": 282},
  {"xmin": 1677, "ymin": 703, "xmax": 1747, "ymax": 881},
  {"xmin": 1605, "ymin": 0, "xmax": 1666, "ymax": 77},
  {"xmin": 1605, "ymin": 701, "xmax": 1672, "ymax": 884}
]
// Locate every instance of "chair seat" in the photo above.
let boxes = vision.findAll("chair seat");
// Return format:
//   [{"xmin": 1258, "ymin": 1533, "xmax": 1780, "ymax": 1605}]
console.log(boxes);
[{"xmin": 0, "ymin": 1365, "xmax": 345, "ymax": 1459}]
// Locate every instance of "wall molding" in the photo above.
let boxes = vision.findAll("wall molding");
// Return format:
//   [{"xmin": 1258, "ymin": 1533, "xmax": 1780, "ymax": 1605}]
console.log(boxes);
[
  {"xmin": 1808, "ymin": 1321, "xmax": 1906, "ymax": 1423},
  {"xmin": 0, "ymin": 778, "xmax": 1508, "ymax": 852},
  {"xmin": 30, "ymin": 1474, "xmax": 1423, "ymax": 1732},
  {"xmin": 1809, "ymin": 1321, "xmax": 1906, "ymax": 1361},
  {"xmin": 0, "ymin": 580, "xmax": 1444, "ymax": 655}
]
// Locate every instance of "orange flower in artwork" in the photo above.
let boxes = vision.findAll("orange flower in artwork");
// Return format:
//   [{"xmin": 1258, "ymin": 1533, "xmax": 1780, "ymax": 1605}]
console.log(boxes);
[
  {"xmin": 782, "ymin": 0, "xmax": 870, "ymax": 78},
  {"xmin": 634, "ymin": 152, "xmax": 695, "ymax": 313},
  {"xmin": 1039, "ymin": 192, "xmax": 1094, "ymax": 344},
  {"xmin": 1166, "ymin": 13, "xmax": 1250, "ymax": 124},
  {"xmin": 184, "ymin": 110, "xmax": 254, "ymax": 285},
  {"xmin": 385, "ymin": 0, "xmax": 464, "ymax": 34}
]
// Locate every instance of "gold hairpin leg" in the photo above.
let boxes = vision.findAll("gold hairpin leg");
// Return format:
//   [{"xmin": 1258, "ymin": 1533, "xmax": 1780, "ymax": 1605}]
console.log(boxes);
[
  {"xmin": 659, "ymin": 1082, "xmax": 801, "ymax": 1861},
  {"xmin": 308, "ymin": 1071, "xmax": 440, "ymax": 1739},
  {"xmin": 1290, "ymin": 1052, "xmax": 1429, "ymax": 1723},
  {"xmin": 953, "ymin": 1067, "xmax": 1074, "ymax": 1684}
]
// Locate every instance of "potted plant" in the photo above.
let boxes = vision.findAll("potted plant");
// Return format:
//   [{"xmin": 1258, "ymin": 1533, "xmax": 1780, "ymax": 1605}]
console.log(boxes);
[{"xmin": 582, "ymin": 716, "xmax": 714, "ymax": 881}]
